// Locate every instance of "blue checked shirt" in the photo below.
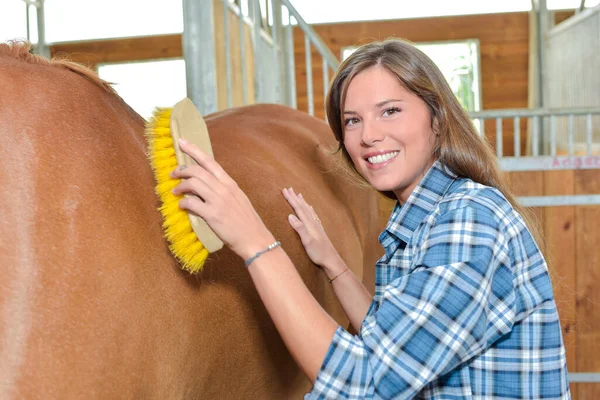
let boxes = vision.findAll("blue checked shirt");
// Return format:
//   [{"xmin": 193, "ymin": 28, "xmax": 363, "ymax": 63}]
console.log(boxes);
[{"xmin": 306, "ymin": 160, "xmax": 570, "ymax": 399}]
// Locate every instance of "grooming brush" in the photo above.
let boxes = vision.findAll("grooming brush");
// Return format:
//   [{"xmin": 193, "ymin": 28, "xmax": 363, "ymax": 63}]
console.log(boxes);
[{"xmin": 146, "ymin": 98, "xmax": 223, "ymax": 273}]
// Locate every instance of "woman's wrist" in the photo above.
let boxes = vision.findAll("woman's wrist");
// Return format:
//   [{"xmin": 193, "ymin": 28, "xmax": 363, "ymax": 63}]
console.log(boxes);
[
  {"xmin": 236, "ymin": 232, "xmax": 278, "ymax": 262},
  {"xmin": 321, "ymin": 253, "xmax": 348, "ymax": 279}
]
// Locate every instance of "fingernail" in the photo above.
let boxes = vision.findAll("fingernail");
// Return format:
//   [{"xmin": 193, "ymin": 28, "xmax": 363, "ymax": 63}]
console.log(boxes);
[
  {"xmin": 288, "ymin": 214, "xmax": 298, "ymax": 223},
  {"xmin": 179, "ymin": 165, "xmax": 187, "ymax": 170},
  {"xmin": 298, "ymin": 193, "xmax": 303, "ymax": 199},
  {"xmin": 179, "ymin": 138, "xmax": 188, "ymax": 146}
]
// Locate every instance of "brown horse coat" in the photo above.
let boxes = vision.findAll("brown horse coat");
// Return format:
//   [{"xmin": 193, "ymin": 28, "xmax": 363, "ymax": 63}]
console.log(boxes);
[{"xmin": 0, "ymin": 41, "xmax": 382, "ymax": 399}]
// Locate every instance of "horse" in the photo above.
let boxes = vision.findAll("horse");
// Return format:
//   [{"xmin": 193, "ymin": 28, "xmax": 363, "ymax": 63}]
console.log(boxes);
[{"xmin": 0, "ymin": 41, "xmax": 382, "ymax": 399}]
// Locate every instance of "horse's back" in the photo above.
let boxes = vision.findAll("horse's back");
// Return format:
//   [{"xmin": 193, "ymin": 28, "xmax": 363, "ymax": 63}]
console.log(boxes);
[{"xmin": 0, "ymin": 43, "xmax": 381, "ymax": 399}]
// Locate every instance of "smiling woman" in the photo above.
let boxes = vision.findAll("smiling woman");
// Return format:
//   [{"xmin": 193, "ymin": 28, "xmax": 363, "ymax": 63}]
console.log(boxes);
[
  {"xmin": 342, "ymin": 66, "xmax": 437, "ymax": 203},
  {"xmin": 162, "ymin": 37, "xmax": 573, "ymax": 399}
]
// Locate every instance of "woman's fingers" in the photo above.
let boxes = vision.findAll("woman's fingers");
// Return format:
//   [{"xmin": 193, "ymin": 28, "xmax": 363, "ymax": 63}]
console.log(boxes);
[
  {"xmin": 172, "ymin": 176, "xmax": 213, "ymax": 201},
  {"xmin": 283, "ymin": 188, "xmax": 323, "ymax": 230},
  {"xmin": 283, "ymin": 188, "xmax": 313, "ymax": 223},
  {"xmin": 178, "ymin": 193, "xmax": 210, "ymax": 218},
  {"xmin": 176, "ymin": 139, "xmax": 235, "ymax": 185}
]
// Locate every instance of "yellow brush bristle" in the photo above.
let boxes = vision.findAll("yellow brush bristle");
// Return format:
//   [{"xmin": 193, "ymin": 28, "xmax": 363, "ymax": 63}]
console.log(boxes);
[{"xmin": 145, "ymin": 107, "xmax": 210, "ymax": 273}]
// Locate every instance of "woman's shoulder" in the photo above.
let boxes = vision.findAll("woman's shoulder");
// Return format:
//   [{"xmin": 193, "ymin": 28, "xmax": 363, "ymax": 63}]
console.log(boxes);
[{"xmin": 436, "ymin": 178, "xmax": 518, "ymax": 229}]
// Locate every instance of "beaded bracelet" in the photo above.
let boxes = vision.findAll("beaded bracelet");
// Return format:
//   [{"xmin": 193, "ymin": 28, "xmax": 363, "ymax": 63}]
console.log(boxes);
[{"xmin": 244, "ymin": 241, "xmax": 281, "ymax": 268}]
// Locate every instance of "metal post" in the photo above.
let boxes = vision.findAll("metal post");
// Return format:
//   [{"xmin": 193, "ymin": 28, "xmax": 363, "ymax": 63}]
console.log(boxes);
[
  {"xmin": 496, "ymin": 118, "xmax": 503, "ymax": 157},
  {"xmin": 222, "ymin": 0, "xmax": 233, "ymax": 108},
  {"xmin": 272, "ymin": 0, "xmax": 282, "ymax": 104},
  {"xmin": 182, "ymin": 0, "xmax": 219, "ymax": 115},
  {"xmin": 239, "ymin": 3, "xmax": 248, "ymax": 105},
  {"xmin": 284, "ymin": 13, "xmax": 297, "ymax": 108},
  {"xmin": 305, "ymin": 35, "xmax": 314, "ymax": 116},
  {"xmin": 533, "ymin": 0, "xmax": 549, "ymax": 155},
  {"xmin": 514, "ymin": 117, "xmax": 521, "ymax": 157},
  {"xmin": 34, "ymin": 0, "xmax": 50, "ymax": 58},
  {"xmin": 252, "ymin": 0, "xmax": 263, "ymax": 103}
]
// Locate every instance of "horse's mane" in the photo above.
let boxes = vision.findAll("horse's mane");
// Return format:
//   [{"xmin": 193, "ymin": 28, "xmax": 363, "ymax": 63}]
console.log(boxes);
[{"xmin": 0, "ymin": 40, "xmax": 116, "ymax": 95}]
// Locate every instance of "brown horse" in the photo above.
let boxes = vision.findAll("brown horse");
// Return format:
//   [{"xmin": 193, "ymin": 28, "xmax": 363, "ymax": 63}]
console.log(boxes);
[{"xmin": 0, "ymin": 41, "xmax": 382, "ymax": 399}]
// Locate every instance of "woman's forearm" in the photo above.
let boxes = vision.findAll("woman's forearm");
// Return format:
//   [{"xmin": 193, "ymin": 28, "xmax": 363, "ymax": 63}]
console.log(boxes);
[
  {"xmin": 324, "ymin": 256, "xmax": 373, "ymax": 333},
  {"xmin": 246, "ymin": 245, "xmax": 338, "ymax": 383}
]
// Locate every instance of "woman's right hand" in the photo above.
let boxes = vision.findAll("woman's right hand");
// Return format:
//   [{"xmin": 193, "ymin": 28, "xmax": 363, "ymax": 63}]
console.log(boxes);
[{"xmin": 282, "ymin": 187, "xmax": 342, "ymax": 270}]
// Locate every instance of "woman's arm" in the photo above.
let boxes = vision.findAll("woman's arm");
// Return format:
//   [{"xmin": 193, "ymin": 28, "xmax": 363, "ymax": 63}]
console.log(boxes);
[
  {"xmin": 283, "ymin": 188, "xmax": 373, "ymax": 332},
  {"xmin": 171, "ymin": 140, "xmax": 338, "ymax": 382},
  {"xmin": 243, "ymin": 237, "xmax": 338, "ymax": 382}
]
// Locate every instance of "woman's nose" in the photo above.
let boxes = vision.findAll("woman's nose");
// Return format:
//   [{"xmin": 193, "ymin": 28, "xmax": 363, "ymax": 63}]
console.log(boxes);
[{"xmin": 361, "ymin": 120, "xmax": 384, "ymax": 146}]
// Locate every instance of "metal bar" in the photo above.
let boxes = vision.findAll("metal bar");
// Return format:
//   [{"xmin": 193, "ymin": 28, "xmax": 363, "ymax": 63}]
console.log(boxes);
[
  {"xmin": 305, "ymin": 35, "xmax": 314, "ymax": 116},
  {"xmin": 271, "ymin": 0, "xmax": 282, "ymax": 103},
  {"xmin": 514, "ymin": 117, "xmax": 521, "ymax": 157},
  {"xmin": 182, "ymin": 0, "xmax": 218, "ymax": 115},
  {"xmin": 550, "ymin": 115, "xmax": 557, "ymax": 156},
  {"xmin": 252, "ymin": 0, "xmax": 262, "ymax": 103},
  {"xmin": 499, "ymin": 155, "xmax": 600, "ymax": 171},
  {"xmin": 322, "ymin": 57, "xmax": 329, "ymax": 102},
  {"xmin": 239, "ymin": 2, "xmax": 247, "ymax": 105},
  {"xmin": 519, "ymin": 195, "xmax": 600, "ymax": 207},
  {"xmin": 569, "ymin": 372, "xmax": 600, "ymax": 383},
  {"xmin": 568, "ymin": 114, "xmax": 574, "ymax": 156},
  {"xmin": 532, "ymin": 116, "xmax": 539, "ymax": 156},
  {"xmin": 470, "ymin": 107, "xmax": 600, "ymax": 119},
  {"xmin": 586, "ymin": 113, "xmax": 593, "ymax": 156},
  {"xmin": 25, "ymin": 1, "xmax": 31, "ymax": 43},
  {"xmin": 496, "ymin": 118, "xmax": 503, "ymax": 158},
  {"xmin": 535, "ymin": 0, "xmax": 548, "ymax": 109},
  {"xmin": 284, "ymin": 13, "xmax": 296, "ymax": 108},
  {"xmin": 222, "ymin": 0, "xmax": 233, "ymax": 108},
  {"xmin": 279, "ymin": 0, "xmax": 339, "ymax": 70},
  {"xmin": 35, "ymin": 0, "xmax": 50, "ymax": 58}
]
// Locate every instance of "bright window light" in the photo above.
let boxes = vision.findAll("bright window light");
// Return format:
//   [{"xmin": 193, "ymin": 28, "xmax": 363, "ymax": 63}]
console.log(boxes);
[
  {"xmin": 97, "ymin": 59, "xmax": 187, "ymax": 121},
  {"xmin": 44, "ymin": 0, "xmax": 183, "ymax": 42},
  {"xmin": 0, "ymin": 0, "xmax": 27, "ymax": 43}
]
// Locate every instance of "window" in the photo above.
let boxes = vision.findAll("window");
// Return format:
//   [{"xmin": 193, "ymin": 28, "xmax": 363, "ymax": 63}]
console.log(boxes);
[
  {"xmin": 97, "ymin": 59, "xmax": 187, "ymax": 121},
  {"xmin": 0, "ymin": 1, "xmax": 27, "ymax": 43},
  {"xmin": 44, "ymin": 0, "xmax": 183, "ymax": 43}
]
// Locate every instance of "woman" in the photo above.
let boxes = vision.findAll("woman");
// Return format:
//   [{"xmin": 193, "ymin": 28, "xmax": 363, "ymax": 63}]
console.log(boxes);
[{"xmin": 171, "ymin": 39, "xmax": 570, "ymax": 399}]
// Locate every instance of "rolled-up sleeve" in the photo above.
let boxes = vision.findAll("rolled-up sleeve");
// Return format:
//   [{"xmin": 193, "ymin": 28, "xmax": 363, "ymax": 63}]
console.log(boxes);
[{"xmin": 306, "ymin": 204, "xmax": 517, "ymax": 399}]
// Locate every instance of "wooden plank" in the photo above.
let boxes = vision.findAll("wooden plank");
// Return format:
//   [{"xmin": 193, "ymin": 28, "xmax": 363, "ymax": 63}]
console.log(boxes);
[
  {"xmin": 213, "ymin": 0, "xmax": 256, "ymax": 110},
  {"xmin": 574, "ymin": 169, "xmax": 600, "ymax": 399},
  {"xmin": 50, "ymin": 34, "xmax": 183, "ymax": 65},
  {"xmin": 543, "ymin": 170, "xmax": 577, "ymax": 376}
]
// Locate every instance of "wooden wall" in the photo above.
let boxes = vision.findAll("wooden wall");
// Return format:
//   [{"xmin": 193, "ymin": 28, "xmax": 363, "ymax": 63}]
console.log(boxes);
[
  {"xmin": 293, "ymin": 11, "xmax": 577, "ymax": 158},
  {"xmin": 293, "ymin": 12, "xmax": 531, "ymax": 156}
]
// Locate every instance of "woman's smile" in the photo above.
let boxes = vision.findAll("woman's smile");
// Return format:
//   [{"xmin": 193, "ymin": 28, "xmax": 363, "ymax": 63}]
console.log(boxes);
[{"xmin": 364, "ymin": 150, "xmax": 400, "ymax": 169}]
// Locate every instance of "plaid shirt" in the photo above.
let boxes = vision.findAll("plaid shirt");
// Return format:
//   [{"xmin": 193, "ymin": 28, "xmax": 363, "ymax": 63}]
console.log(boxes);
[{"xmin": 306, "ymin": 160, "xmax": 570, "ymax": 399}]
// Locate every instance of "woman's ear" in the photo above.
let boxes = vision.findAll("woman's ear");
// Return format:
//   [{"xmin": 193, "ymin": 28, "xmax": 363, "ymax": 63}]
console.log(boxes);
[{"xmin": 432, "ymin": 117, "xmax": 440, "ymax": 137}]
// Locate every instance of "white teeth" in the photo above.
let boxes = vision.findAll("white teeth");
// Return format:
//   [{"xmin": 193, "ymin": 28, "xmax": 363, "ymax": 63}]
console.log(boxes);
[{"xmin": 367, "ymin": 151, "xmax": 399, "ymax": 164}]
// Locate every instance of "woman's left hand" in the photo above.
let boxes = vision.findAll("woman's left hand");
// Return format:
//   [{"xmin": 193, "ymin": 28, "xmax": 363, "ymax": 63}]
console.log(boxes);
[{"xmin": 170, "ymin": 139, "xmax": 275, "ymax": 261}]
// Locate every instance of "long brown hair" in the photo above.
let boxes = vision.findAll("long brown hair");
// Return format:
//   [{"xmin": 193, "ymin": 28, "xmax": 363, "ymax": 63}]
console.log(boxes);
[{"xmin": 325, "ymin": 38, "xmax": 540, "ymax": 241}]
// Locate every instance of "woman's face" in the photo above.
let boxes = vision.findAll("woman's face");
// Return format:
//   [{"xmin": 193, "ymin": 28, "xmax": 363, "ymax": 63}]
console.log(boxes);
[{"xmin": 343, "ymin": 66, "xmax": 437, "ymax": 203}]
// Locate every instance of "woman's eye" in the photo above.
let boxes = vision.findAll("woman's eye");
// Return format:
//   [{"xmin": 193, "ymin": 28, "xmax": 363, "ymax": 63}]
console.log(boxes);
[
  {"xmin": 344, "ymin": 117, "xmax": 360, "ymax": 127},
  {"xmin": 382, "ymin": 107, "xmax": 401, "ymax": 117}
]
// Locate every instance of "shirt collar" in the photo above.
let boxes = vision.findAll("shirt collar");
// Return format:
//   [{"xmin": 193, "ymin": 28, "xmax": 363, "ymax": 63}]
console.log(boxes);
[{"xmin": 381, "ymin": 159, "xmax": 458, "ymax": 246}]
